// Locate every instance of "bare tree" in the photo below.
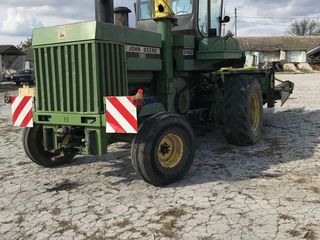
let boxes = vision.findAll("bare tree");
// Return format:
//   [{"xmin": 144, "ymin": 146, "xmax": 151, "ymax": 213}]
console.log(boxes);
[
  {"xmin": 16, "ymin": 37, "xmax": 32, "ymax": 50},
  {"xmin": 287, "ymin": 18, "xmax": 320, "ymax": 36}
]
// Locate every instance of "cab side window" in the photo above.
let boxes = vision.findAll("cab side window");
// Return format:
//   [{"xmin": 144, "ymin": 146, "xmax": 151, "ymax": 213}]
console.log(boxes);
[
  {"xmin": 210, "ymin": 0, "xmax": 222, "ymax": 36},
  {"xmin": 198, "ymin": 0, "xmax": 208, "ymax": 36},
  {"xmin": 140, "ymin": 0, "xmax": 152, "ymax": 20},
  {"xmin": 172, "ymin": 0, "xmax": 193, "ymax": 16}
]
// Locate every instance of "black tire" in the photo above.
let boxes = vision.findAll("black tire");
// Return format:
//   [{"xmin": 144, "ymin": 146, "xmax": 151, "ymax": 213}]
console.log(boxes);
[
  {"xmin": 22, "ymin": 125, "xmax": 75, "ymax": 167},
  {"xmin": 131, "ymin": 112, "xmax": 195, "ymax": 186},
  {"xmin": 223, "ymin": 75, "xmax": 263, "ymax": 146}
]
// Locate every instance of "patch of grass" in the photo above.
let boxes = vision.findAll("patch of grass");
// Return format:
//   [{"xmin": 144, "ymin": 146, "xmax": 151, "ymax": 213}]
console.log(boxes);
[
  {"xmin": 157, "ymin": 207, "xmax": 187, "ymax": 220},
  {"xmin": 112, "ymin": 219, "xmax": 132, "ymax": 228},
  {"xmin": 58, "ymin": 220, "xmax": 71, "ymax": 228},
  {"xmin": 211, "ymin": 192, "xmax": 218, "ymax": 197},
  {"xmin": 287, "ymin": 229, "xmax": 301, "ymax": 237},
  {"xmin": 85, "ymin": 235, "xmax": 106, "ymax": 240},
  {"xmin": 309, "ymin": 186, "xmax": 320, "ymax": 194},
  {"xmin": 83, "ymin": 231, "xmax": 107, "ymax": 240},
  {"xmin": 15, "ymin": 214, "xmax": 25, "ymax": 225},
  {"xmin": 56, "ymin": 220, "xmax": 77, "ymax": 234},
  {"xmin": 16, "ymin": 161, "xmax": 31, "ymax": 166},
  {"xmin": 50, "ymin": 208, "xmax": 61, "ymax": 215},
  {"xmin": 37, "ymin": 208, "xmax": 47, "ymax": 213},
  {"xmin": 285, "ymin": 197, "xmax": 294, "ymax": 202},
  {"xmin": 154, "ymin": 219, "xmax": 183, "ymax": 238},
  {"xmin": 279, "ymin": 213, "xmax": 296, "ymax": 221},
  {"xmin": 46, "ymin": 179, "xmax": 80, "ymax": 192},
  {"xmin": 151, "ymin": 207, "xmax": 188, "ymax": 238},
  {"xmin": 287, "ymin": 228, "xmax": 317, "ymax": 240},
  {"xmin": 295, "ymin": 178, "xmax": 307, "ymax": 184}
]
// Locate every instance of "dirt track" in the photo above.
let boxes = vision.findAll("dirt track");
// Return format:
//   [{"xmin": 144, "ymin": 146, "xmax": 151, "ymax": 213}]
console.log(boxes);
[{"xmin": 0, "ymin": 74, "xmax": 319, "ymax": 240}]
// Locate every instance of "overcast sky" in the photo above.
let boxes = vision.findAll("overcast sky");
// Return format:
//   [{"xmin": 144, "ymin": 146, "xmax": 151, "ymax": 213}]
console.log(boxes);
[{"xmin": 0, "ymin": 0, "xmax": 319, "ymax": 45}]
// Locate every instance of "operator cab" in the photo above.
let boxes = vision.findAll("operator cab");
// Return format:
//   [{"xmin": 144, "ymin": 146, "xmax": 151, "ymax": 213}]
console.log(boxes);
[{"xmin": 136, "ymin": 0, "xmax": 230, "ymax": 38}]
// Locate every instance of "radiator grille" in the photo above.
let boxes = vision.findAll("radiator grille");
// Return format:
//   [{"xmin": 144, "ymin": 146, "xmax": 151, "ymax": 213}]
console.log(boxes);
[{"xmin": 34, "ymin": 41, "xmax": 128, "ymax": 114}]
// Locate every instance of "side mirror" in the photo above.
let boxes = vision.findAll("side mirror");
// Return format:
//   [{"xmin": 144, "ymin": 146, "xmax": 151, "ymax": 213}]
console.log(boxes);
[{"xmin": 220, "ymin": 16, "xmax": 230, "ymax": 23}]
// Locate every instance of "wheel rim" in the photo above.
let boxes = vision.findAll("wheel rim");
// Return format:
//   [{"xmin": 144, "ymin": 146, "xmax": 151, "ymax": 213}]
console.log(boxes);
[
  {"xmin": 158, "ymin": 134, "xmax": 184, "ymax": 168},
  {"xmin": 250, "ymin": 93, "xmax": 260, "ymax": 131}
]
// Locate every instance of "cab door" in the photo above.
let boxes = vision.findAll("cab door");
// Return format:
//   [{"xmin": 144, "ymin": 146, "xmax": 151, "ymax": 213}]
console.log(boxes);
[{"xmin": 198, "ymin": 0, "xmax": 223, "ymax": 37}]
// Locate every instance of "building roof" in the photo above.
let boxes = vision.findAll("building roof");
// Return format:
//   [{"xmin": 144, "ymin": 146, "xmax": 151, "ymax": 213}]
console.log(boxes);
[
  {"xmin": 307, "ymin": 45, "xmax": 320, "ymax": 57},
  {"xmin": 0, "ymin": 45, "xmax": 24, "ymax": 55},
  {"xmin": 237, "ymin": 36, "xmax": 320, "ymax": 52},
  {"xmin": 23, "ymin": 47, "xmax": 33, "ymax": 61}
]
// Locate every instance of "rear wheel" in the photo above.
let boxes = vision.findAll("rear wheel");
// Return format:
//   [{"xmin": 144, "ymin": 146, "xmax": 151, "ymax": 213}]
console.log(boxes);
[
  {"xmin": 223, "ymin": 75, "xmax": 263, "ymax": 146},
  {"xmin": 131, "ymin": 112, "xmax": 195, "ymax": 186},
  {"xmin": 22, "ymin": 125, "xmax": 75, "ymax": 167}
]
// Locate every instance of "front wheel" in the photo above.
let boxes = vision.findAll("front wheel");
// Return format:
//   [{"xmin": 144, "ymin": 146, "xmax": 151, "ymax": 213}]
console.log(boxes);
[
  {"xmin": 22, "ymin": 125, "xmax": 75, "ymax": 167},
  {"xmin": 131, "ymin": 112, "xmax": 195, "ymax": 186}
]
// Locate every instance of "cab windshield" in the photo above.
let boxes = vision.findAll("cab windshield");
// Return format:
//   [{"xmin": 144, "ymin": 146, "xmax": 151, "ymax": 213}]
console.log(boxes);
[{"xmin": 139, "ymin": 0, "xmax": 193, "ymax": 20}]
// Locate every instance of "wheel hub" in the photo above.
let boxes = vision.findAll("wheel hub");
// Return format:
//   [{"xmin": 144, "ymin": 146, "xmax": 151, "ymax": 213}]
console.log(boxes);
[
  {"xmin": 250, "ymin": 93, "xmax": 260, "ymax": 131},
  {"xmin": 158, "ymin": 134, "xmax": 184, "ymax": 168}
]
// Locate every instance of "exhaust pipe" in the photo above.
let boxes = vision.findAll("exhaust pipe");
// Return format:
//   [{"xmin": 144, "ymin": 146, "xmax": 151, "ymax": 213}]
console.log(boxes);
[
  {"xmin": 95, "ymin": 0, "xmax": 114, "ymax": 24},
  {"xmin": 114, "ymin": 7, "xmax": 132, "ymax": 27}
]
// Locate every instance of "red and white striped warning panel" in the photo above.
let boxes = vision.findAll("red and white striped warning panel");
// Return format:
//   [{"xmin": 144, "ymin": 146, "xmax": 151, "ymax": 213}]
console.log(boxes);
[
  {"xmin": 105, "ymin": 96, "xmax": 138, "ymax": 134},
  {"xmin": 10, "ymin": 96, "xmax": 33, "ymax": 128}
]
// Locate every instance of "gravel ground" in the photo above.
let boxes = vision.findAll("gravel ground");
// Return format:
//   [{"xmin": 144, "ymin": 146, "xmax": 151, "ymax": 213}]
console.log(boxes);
[{"xmin": 0, "ymin": 74, "xmax": 319, "ymax": 240}]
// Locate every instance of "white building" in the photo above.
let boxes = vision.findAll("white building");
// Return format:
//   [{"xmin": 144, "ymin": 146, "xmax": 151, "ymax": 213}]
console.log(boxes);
[{"xmin": 237, "ymin": 36, "xmax": 320, "ymax": 67}]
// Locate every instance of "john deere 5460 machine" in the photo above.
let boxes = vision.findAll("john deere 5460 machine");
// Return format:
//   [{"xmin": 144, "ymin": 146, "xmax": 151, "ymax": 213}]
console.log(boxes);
[{"xmin": 9, "ymin": 0, "xmax": 293, "ymax": 186}]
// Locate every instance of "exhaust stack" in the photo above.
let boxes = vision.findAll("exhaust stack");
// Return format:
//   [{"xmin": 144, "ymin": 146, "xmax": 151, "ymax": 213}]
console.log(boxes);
[
  {"xmin": 114, "ymin": 7, "xmax": 132, "ymax": 27},
  {"xmin": 95, "ymin": 0, "xmax": 114, "ymax": 24}
]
